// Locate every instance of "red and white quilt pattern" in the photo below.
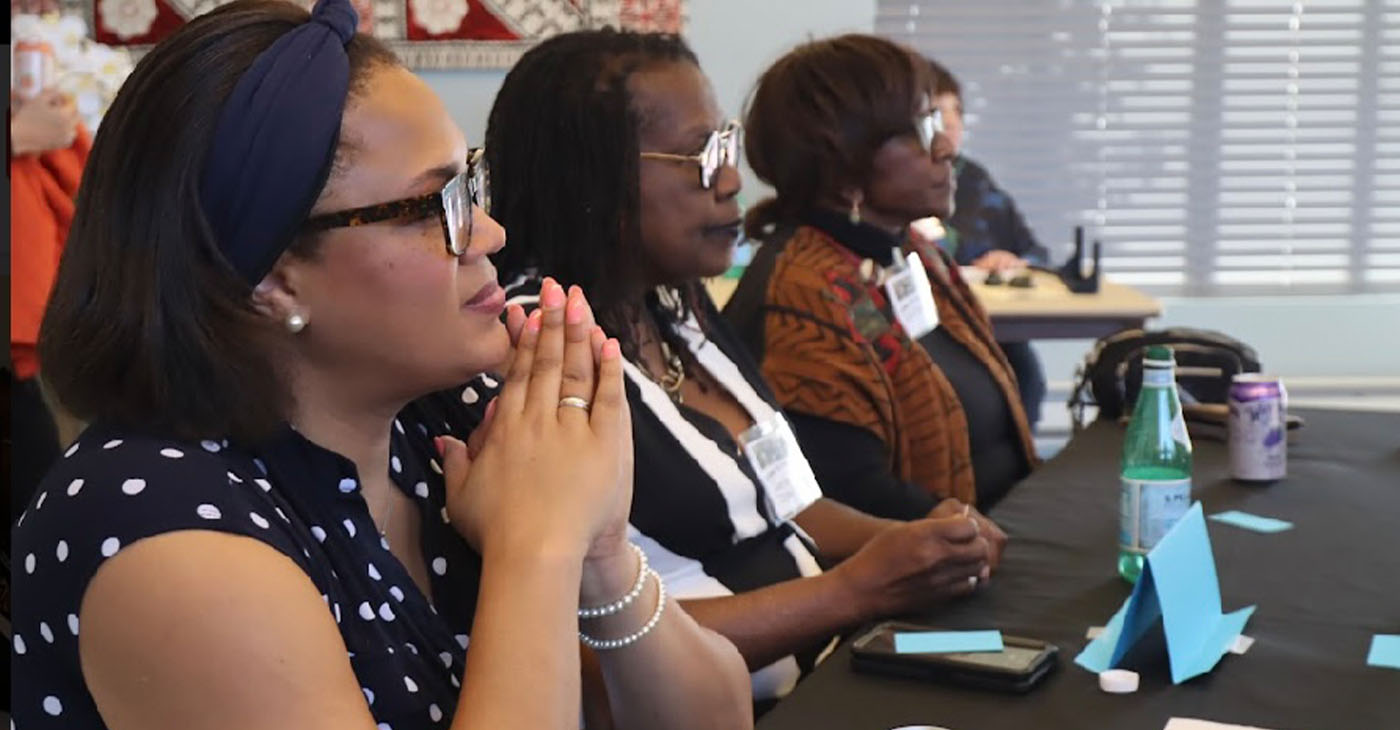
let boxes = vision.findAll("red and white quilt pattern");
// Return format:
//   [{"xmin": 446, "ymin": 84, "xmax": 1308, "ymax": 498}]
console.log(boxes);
[{"xmin": 61, "ymin": 0, "xmax": 685, "ymax": 68}]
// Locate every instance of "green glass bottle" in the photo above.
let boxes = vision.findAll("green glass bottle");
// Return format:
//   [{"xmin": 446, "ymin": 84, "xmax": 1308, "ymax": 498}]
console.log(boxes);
[{"xmin": 1117, "ymin": 345, "xmax": 1193, "ymax": 583}]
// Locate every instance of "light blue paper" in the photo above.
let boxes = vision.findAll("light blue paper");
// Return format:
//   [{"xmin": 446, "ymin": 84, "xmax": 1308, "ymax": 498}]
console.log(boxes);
[
  {"xmin": 1208, "ymin": 510, "xmax": 1294, "ymax": 533},
  {"xmin": 1367, "ymin": 635, "xmax": 1400, "ymax": 670},
  {"xmin": 1075, "ymin": 603, "xmax": 1128, "ymax": 673},
  {"xmin": 1074, "ymin": 503, "xmax": 1256, "ymax": 684},
  {"xmin": 894, "ymin": 630, "xmax": 1004, "ymax": 654}
]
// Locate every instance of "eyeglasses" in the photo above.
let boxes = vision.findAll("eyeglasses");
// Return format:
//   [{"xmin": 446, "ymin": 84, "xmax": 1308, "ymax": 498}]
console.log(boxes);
[
  {"xmin": 301, "ymin": 147, "xmax": 490, "ymax": 257},
  {"xmin": 915, "ymin": 108, "xmax": 945, "ymax": 152},
  {"xmin": 639, "ymin": 120, "xmax": 743, "ymax": 190}
]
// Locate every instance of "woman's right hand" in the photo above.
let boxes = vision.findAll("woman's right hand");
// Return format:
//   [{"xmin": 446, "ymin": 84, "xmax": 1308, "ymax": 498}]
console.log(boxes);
[
  {"xmin": 10, "ymin": 89, "xmax": 79, "ymax": 156},
  {"xmin": 832, "ymin": 516, "xmax": 990, "ymax": 618},
  {"xmin": 440, "ymin": 277, "xmax": 633, "ymax": 562}
]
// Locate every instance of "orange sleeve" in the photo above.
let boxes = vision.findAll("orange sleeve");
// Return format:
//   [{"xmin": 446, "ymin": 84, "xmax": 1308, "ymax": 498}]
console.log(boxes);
[{"xmin": 9, "ymin": 126, "xmax": 91, "ymax": 378}]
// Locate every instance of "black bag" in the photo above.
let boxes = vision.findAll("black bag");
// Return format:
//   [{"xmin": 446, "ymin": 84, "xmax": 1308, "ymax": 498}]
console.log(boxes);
[{"xmin": 1069, "ymin": 327, "xmax": 1261, "ymax": 429}]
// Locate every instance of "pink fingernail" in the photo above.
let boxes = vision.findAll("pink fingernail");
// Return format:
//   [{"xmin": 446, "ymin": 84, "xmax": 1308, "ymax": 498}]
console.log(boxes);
[
  {"xmin": 566, "ymin": 296, "xmax": 585, "ymax": 325},
  {"xmin": 542, "ymin": 279, "xmax": 565, "ymax": 309},
  {"xmin": 526, "ymin": 309, "xmax": 543, "ymax": 333},
  {"xmin": 602, "ymin": 338, "xmax": 621, "ymax": 360}
]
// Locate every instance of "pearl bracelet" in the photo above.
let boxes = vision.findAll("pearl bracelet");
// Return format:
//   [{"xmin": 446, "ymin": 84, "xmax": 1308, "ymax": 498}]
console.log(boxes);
[
  {"xmin": 579, "ymin": 569, "xmax": 666, "ymax": 651},
  {"xmin": 577, "ymin": 543, "xmax": 649, "ymax": 619}
]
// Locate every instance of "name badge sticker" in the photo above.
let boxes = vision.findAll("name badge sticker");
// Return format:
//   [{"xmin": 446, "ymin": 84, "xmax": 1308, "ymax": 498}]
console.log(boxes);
[
  {"xmin": 884, "ymin": 251, "xmax": 940, "ymax": 339},
  {"xmin": 738, "ymin": 415, "xmax": 823, "ymax": 523}
]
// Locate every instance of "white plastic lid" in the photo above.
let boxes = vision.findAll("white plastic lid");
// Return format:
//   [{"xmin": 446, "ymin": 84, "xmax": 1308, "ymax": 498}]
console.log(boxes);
[{"xmin": 1099, "ymin": 669, "xmax": 1140, "ymax": 693}]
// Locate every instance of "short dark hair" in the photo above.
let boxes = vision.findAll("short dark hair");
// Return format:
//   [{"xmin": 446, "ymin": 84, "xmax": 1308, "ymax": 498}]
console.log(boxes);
[
  {"xmin": 486, "ymin": 28, "xmax": 703, "ymax": 362},
  {"xmin": 926, "ymin": 57, "xmax": 961, "ymax": 99},
  {"xmin": 743, "ymin": 34, "xmax": 932, "ymax": 238},
  {"xmin": 39, "ymin": 0, "xmax": 397, "ymax": 444}
]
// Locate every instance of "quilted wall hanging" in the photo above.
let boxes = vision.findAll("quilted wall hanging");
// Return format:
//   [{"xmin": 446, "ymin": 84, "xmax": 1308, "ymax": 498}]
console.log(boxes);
[{"xmin": 56, "ymin": 0, "xmax": 686, "ymax": 68}]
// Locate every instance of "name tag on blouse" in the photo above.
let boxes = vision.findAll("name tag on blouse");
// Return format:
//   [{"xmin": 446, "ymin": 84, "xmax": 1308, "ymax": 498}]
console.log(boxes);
[
  {"xmin": 738, "ymin": 415, "xmax": 823, "ymax": 523},
  {"xmin": 884, "ymin": 251, "xmax": 940, "ymax": 340}
]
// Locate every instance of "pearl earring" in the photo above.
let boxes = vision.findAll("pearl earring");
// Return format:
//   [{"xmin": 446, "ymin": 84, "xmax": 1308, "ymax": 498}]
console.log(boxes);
[
  {"xmin": 286, "ymin": 312, "xmax": 308, "ymax": 333},
  {"xmin": 848, "ymin": 197, "xmax": 862, "ymax": 225}
]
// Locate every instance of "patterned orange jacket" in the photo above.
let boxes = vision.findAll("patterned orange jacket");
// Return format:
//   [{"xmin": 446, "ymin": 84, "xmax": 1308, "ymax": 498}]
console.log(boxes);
[{"xmin": 726, "ymin": 219, "xmax": 1037, "ymax": 507}]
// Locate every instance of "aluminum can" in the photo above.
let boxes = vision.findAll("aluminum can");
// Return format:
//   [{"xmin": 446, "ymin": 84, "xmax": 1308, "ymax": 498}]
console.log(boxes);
[{"xmin": 1228, "ymin": 374, "xmax": 1287, "ymax": 482}]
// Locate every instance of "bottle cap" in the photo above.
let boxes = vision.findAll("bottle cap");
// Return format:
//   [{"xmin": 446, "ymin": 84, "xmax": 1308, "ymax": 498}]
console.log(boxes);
[{"xmin": 1098, "ymin": 669, "xmax": 1140, "ymax": 693}]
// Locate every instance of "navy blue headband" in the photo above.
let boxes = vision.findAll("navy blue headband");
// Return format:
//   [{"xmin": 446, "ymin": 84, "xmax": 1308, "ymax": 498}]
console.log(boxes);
[{"xmin": 200, "ymin": 0, "xmax": 359, "ymax": 285}]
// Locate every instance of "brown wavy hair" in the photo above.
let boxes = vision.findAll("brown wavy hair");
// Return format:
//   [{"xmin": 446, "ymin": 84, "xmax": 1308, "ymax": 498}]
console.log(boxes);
[{"xmin": 743, "ymin": 34, "xmax": 932, "ymax": 239}]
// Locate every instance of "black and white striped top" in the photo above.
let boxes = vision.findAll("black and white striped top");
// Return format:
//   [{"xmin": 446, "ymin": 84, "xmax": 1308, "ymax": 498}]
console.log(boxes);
[{"xmin": 501, "ymin": 276, "xmax": 833, "ymax": 700}]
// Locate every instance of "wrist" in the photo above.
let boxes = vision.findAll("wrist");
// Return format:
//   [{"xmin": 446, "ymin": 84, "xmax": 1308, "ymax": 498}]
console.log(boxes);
[
  {"xmin": 825, "ymin": 561, "xmax": 876, "ymax": 625},
  {"xmin": 579, "ymin": 546, "xmax": 641, "ymax": 607},
  {"xmin": 481, "ymin": 532, "xmax": 587, "ymax": 574},
  {"xmin": 11, "ymin": 133, "xmax": 37, "ymax": 157}
]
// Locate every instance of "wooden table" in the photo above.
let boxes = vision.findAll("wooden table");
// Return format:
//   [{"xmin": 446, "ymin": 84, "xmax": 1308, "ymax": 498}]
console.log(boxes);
[
  {"xmin": 704, "ymin": 269, "xmax": 1161, "ymax": 343},
  {"xmin": 963, "ymin": 269, "xmax": 1162, "ymax": 342}
]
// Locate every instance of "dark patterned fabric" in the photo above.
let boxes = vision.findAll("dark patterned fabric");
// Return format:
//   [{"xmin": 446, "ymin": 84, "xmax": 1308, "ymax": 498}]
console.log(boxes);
[
  {"xmin": 727, "ymin": 217, "xmax": 1037, "ymax": 509},
  {"xmin": 12, "ymin": 378, "xmax": 498, "ymax": 729}
]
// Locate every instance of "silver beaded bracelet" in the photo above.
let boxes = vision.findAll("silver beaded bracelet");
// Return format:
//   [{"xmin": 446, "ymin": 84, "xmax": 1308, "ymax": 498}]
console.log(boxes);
[
  {"xmin": 579, "ymin": 568, "xmax": 666, "ymax": 651},
  {"xmin": 577, "ymin": 543, "xmax": 649, "ymax": 619}
]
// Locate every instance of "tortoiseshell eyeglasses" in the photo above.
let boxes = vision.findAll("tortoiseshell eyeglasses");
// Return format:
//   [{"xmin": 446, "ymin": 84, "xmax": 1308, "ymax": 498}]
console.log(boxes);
[{"xmin": 302, "ymin": 147, "xmax": 490, "ymax": 256}]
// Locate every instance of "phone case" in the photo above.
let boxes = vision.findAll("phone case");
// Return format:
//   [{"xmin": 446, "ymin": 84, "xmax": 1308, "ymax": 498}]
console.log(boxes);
[{"xmin": 849, "ymin": 621, "xmax": 1059, "ymax": 694}]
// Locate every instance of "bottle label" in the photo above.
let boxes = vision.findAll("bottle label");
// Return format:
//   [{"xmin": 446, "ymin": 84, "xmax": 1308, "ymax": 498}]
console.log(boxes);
[
  {"xmin": 1119, "ymin": 477, "xmax": 1191, "ymax": 554},
  {"xmin": 1142, "ymin": 367, "xmax": 1174, "ymax": 388}
]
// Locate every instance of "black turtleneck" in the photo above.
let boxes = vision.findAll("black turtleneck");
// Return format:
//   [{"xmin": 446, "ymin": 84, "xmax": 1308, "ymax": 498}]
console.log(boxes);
[{"xmin": 800, "ymin": 208, "xmax": 902, "ymax": 267}]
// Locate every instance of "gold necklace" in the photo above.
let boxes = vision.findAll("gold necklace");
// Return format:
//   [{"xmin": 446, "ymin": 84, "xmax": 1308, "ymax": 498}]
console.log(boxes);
[
  {"xmin": 657, "ymin": 339, "xmax": 686, "ymax": 404},
  {"xmin": 638, "ymin": 316, "xmax": 687, "ymax": 405},
  {"xmin": 638, "ymin": 287, "xmax": 689, "ymax": 404}
]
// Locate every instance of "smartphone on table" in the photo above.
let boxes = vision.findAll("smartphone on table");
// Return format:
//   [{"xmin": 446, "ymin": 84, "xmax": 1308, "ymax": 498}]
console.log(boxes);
[{"xmin": 849, "ymin": 621, "xmax": 1058, "ymax": 694}]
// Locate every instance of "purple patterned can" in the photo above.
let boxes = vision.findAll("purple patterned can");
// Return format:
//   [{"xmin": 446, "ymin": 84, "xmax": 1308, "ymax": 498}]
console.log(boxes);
[{"xmin": 1228, "ymin": 374, "xmax": 1287, "ymax": 482}]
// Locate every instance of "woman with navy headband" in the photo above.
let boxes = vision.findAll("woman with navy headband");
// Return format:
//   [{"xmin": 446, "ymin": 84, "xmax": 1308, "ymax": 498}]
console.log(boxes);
[{"xmin": 11, "ymin": 0, "xmax": 751, "ymax": 727}]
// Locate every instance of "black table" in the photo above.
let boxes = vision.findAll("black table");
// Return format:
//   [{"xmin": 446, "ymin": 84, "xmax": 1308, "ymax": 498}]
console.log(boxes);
[{"xmin": 759, "ymin": 408, "xmax": 1400, "ymax": 730}]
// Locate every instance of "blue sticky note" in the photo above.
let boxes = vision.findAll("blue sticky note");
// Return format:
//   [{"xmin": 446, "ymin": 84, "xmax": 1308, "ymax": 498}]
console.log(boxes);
[
  {"xmin": 1075, "ymin": 503, "xmax": 1256, "ymax": 684},
  {"xmin": 1209, "ymin": 510, "xmax": 1294, "ymax": 533},
  {"xmin": 1368, "ymin": 635, "xmax": 1400, "ymax": 670},
  {"xmin": 894, "ymin": 630, "xmax": 1004, "ymax": 654}
]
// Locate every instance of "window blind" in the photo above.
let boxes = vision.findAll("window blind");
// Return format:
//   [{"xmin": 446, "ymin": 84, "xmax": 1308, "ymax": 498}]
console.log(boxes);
[{"xmin": 878, "ymin": 0, "xmax": 1399, "ymax": 295}]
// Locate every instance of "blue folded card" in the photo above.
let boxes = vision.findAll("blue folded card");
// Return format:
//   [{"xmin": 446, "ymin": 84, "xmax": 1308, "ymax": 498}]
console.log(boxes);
[
  {"xmin": 1368, "ymin": 635, "xmax": 1400, "ymax": 670},
  {"xmin": 894, "ymin": 630, "xmax": 1004, "ymax": 654},
  {"xmin": 1076, "ymin": 503, "xmax": 1256, "ymax": 684},
  {"xmin": 1208, "ymin": 510, "xmax": 1293, "ymax": 533}
]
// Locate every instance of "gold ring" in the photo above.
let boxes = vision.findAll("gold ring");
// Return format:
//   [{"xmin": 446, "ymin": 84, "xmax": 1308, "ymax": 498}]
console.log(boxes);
[{"xmin": 558, "ymin": 396, "xmax": 592, "ymax": 413}]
